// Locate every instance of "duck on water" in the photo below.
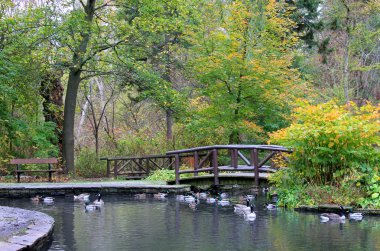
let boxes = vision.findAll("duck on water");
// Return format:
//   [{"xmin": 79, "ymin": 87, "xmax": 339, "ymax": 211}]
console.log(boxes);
[{"xmin": 319, "ymin": 206, "xmax": 346, "ymax": 222}]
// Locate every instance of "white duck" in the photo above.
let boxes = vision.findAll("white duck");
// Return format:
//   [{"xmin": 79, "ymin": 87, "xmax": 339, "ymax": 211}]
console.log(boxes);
[
  {"xmin": 43, "ymin": 197, "xmax": 54, "ymax": 204},
  {"xmin": 243, "ymin": 205, "xmax": 256, "ymax": 221},
  {"xmin": 349, "ymin": 212, "xmax": 363, "ymax": 221},
  {"xmin": 74, "ymin": 193, "xmax": 90, "ymax": 201}
]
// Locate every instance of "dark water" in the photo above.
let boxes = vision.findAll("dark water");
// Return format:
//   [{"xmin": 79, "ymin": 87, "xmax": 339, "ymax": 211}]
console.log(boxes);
[{"xmin": 1, "ymin": 195, "xmax": 380, "ymax": 251}]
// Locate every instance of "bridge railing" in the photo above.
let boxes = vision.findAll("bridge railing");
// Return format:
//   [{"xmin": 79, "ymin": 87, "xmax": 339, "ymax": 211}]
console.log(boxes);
[
  {"xmin": 166, "ymin": 145, "xmax": 292, "ymax": 186},
  {"xmin": 100, "ymin": 155, "xmax": 175, "ymax": 179}
]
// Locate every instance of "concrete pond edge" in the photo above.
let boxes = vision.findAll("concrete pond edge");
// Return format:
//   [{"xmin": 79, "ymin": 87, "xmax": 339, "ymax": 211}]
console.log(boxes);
[
  {"xmin": 0, "ymin": 206, "xmax": 54, "ymax": 251},
  {"xmin": 295, "ymin": 204, "xmax": 380, "ymax": 215}
]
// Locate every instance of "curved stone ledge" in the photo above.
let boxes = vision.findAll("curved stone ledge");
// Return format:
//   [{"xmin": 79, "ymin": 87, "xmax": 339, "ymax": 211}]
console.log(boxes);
[
  {"xmin": 0, "ymin": 182, "xmax": 191, "ymax": 198},
  {"xmin": 0, "ymin": 206, "xmax": 54, "ymax": 251},
  {"xmin": 295, "ymin": 204, "xmax": 380, "ymax": 216}
]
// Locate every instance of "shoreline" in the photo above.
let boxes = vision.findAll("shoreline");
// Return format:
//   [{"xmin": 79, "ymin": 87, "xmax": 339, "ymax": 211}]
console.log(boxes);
[{"xmin": 0, "ymin": 206, "xmax": 54, "ymax": 251}]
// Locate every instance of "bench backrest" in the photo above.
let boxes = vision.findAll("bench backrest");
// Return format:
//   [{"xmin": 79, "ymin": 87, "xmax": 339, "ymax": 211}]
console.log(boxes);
[{"xmin": 10, "ymin": 158, "xmax": 58, "ymax": 165}]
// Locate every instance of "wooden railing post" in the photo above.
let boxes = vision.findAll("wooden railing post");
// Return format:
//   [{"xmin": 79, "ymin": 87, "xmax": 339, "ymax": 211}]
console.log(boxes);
[
  {"xmin": 146, "ymin": 157, "xmax": 150, "ymax": 175},
  {"xmin": 114, "ymin": 160, "xmax": 118, "ymax": 179},
  {"xmin": 231, "ymin": 149, "xmax": 238, "ymax": 168},
  {"xmin": 48, "ymin": 163, "xmax": 52, "ymax": 182},
  {"xmin": 194, "ymin": 151, "xmax": 199, "ymax": 177},
  {"xmin": 212, "ymin": 149, "xmax": 219, "ymax": 185},
  {"xmin": 106, "ymin": 159, "xmax": 110, "ymax": 178},
  {"xmin": 251, "ymin": 148, "xmax": 259, "ymax": 187},
  {"xmin": 175, "ymin": 154, "xmax": 180, "ymax": 185}
]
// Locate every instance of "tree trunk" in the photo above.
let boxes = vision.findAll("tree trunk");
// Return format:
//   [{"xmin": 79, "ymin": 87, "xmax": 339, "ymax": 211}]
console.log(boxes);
[
  {"xmin": 342, "ymin": 0, "xmax": 351, "ymax": 103},
  {"xmin": 62, "ymin": 0, "xmax": 96, "ymax": 173},
  {"xmin": 76, "ymin": 98, "xmax": 89, "ymax": 139},
  {"xmin": 63, "ymin": 69, "xmax": 81, "ymax": 173}
]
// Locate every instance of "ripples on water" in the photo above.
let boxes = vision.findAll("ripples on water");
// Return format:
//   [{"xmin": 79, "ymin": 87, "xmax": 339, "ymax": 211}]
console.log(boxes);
[{"xmin": 1, "ymin": 195, "xmax": 380, "ymax": 251}]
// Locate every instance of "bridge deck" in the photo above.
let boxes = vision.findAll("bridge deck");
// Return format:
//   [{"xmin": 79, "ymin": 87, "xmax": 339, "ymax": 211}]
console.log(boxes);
[{"xmin": 167, "ymin": 172, "xmax": 271, "ymax": 186}]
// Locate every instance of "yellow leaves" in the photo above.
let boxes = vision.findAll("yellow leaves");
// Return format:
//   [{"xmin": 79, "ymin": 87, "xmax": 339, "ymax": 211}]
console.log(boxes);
[
  {"xmin": 328, "ymin": 138, "xmax": 336, "ymax": 148},
  {"xmin": 243, "ymin": 120, "xmax": 263, "ymax": 133}
]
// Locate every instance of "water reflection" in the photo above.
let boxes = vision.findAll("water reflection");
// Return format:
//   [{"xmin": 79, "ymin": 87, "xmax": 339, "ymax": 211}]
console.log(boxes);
[{"xmin": 0, "ymin": 195, "xmax": 379, "ymax": 251}]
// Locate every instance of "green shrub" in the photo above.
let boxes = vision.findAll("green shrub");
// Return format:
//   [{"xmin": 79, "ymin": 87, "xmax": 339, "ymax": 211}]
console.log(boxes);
[
  {"xmin": 75, "ymin": 148, "xmax": 106, "ymax": 178},
  {"xmin": 269, "ymin": 101, "xmax": 380, "ymax": 208},
  {"xmin": 146, "ymin": 169, "xmax": 175, "ymax": 181}
]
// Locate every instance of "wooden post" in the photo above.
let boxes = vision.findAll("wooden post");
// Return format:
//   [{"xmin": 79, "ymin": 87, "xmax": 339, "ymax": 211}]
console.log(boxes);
[
  {"xmin": 114, "ymin": 160, "xmax": 118, "ymax": 179},
  {"xmin": 146, "ymin": 157, "xmax": 150, "ymax": 175},
  {"xmin": 17, "ymin": 164, "xmax": 20, "ymax": 183},
  {"xmin": 106, "ymin": 159, "xmax": 110, "ymax": 178},
  {"xmin": 212, "ymin": 149, "xmax": 219, "ymax": 185},
  {"xmin": 231, "ymin": 149, "xmax": 238, "ymax": 168},
  {"xmin": 251, "ymin": 148, "xmax": 259, "ymax": 187},
  {"xmin": 175, "ymin": 154, "xmax": 180, "ymax": 185},
  {"xmin": 48, "ymin": 163, "xmax": 52, "ymax": 182},
  {"xmin": 194, "ymin": 151, "xmax": 199, "ymax": 177}
]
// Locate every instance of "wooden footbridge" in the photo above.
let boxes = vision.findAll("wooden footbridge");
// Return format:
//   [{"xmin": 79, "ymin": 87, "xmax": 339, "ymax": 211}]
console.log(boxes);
[{"xmin": 101, "ymin": 145, "xmax": 291, "ymax": 187}]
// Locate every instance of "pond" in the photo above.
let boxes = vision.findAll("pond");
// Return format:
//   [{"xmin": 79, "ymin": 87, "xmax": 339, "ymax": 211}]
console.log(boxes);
[{"xmin": 1, "ymin": 194, "xmax": 379, "ymax": 251}]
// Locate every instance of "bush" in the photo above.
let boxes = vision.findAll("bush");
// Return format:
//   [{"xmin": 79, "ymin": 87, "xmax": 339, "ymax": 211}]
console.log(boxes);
[
  {"xmin": 75, "ymin": 148, "xmax": 106, "ymax": 178},
  {"xmin": 145, "ymin": 169, "xmax": 175, "ymax": 181},
  {"xmin": 269, "ymin": 101, "xmax": 380, "ymax": 208}
]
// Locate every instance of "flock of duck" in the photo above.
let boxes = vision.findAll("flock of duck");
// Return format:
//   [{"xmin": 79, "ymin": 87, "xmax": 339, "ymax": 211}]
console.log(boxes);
[
  {"xmin": 138, "ymin": 190, "xmax": 278, "ymax": 222},
  {"xmin": 31, "ymin": 193, "xmax": 105, "ymax": 212},
  {"xmin": 320, "ymin": 205, "xmax": 364, "ymax": 222},
  {"xmin": 30, "ymin": 190, "xmax": 364, "ymax": 222}
]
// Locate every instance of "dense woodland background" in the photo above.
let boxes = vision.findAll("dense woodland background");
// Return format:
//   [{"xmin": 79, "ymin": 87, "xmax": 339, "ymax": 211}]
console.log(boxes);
[{"xmin": 0, "ymin": 0, "xmax": 379, "ymax": 180}]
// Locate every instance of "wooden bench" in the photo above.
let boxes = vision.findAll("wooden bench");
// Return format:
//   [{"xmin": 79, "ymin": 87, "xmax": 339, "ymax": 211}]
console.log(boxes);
[{"xmin": 9, "ymin": 158, "xmax": 58, "ymax": 183}]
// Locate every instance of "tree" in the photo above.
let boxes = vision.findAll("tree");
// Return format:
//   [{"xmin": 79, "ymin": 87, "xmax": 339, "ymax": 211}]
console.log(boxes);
[
  {"xmin": 310, "ymin": 0, "xmax": 380, "ymax": 104},
  {"xmin": 183, "ymin": 0, "xmax": 308, "ymax": 145},
  {"xmin": 0, "ymin": 1, "xmax": 60, "ymax": 168}
]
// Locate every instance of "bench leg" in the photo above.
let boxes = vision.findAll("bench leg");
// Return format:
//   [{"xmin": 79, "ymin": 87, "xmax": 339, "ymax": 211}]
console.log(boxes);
[
  {"xmin": 49, "ymin": 172, "xmax": 52, "ymax": 182},
  {"xmin": 17, "ymin": 173, "xmax": 20, "ymax": 183}
]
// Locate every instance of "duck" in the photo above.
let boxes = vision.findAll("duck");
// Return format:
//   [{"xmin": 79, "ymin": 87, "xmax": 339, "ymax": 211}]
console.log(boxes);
[
  {"xmin": 234, "ymin": 198, "xmax": 251, "ymax": 213},
  {"xmin": 217, "ymin": 196, "xmax": 230, "ymax": 206},
  {"xmin": 206, "ymin": 197, "xmax": 216, "ymax": 203},
  {"xmin": 84, "ymin": 201, "xmax": 101, "ymax": 211},
  {"xmin": 176, "ymin": 195, "xmax": 185, "ymax": 201},
  {"xmin": 349, "ymin": 212, "xmax": 363, "ymax": 221},
  {"xmin": 270, "ymin": 193, "xmax": 278, "ymax": 204},
  {"xmin": 219, "ymin": 192, "xmax": 228, "ymax": 199},
  {"xmin": 31, "ymin": 195, "xmax": 42, "ymax": 202},
  {"xmin": 199, "ymin": 192, "xmax": 208, "ymax": 199},
  {"xmin": 184, "ymin": 195, "xmax": 197, "ymax": 203},
  {"xmin": 154, "ymin": 192, "xmax": 168, "ymax": 199},
  {"xmin": 43, "ymin": 197, "xmax": 54, "ymax": 204},
  {"xmin": 93, "ymin": 193, "xmax": 104, "ymax": 205},
  {"xmin": 243, "ymin": 204, "xmax": 256, "ymax": 221},
  {"xmin": 134, "ymin": 193, "xmax": 146, "ymax": 199},
  {"xmin": 246, "ymin": 194, "xmax": 256, "ymax": 201},
  {"xmin": 264, "ymin": 203, "xmax": 277, "ymax": 210},
  {"xmin": 74, "ymin": 193, "xmax": 90, "ymax": 201},
  {"xmin": 319, "ymin": 206, "xmax": 346, "ymax": 221},
  {"xmin": 188, "ymin": 198, "xmax": 199, "ymax": 210}
]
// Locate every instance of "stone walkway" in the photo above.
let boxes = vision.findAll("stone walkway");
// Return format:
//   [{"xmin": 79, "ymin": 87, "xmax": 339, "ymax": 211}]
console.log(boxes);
[
  {"xmin": 0, "ymin": 180, "xmax": 191, "ymax": 198},
  {"xmin": 0, "ymin": 206, "xmax": 54, "ymax": 251}
]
